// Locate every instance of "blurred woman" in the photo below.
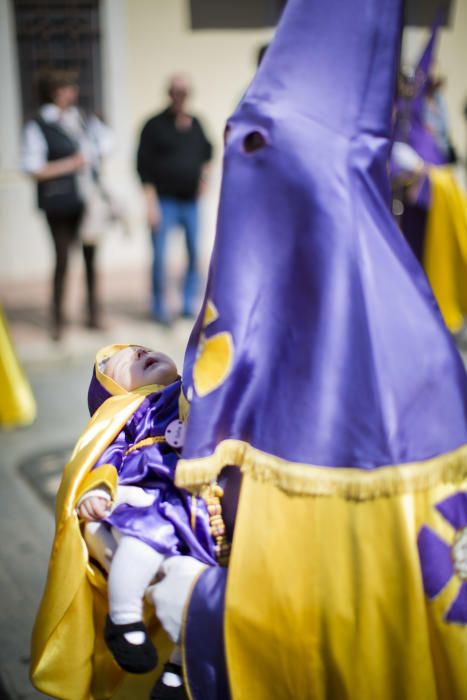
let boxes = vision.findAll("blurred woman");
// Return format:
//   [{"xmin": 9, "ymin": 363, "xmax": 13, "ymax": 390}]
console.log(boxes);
[{"xmin": 21, "ymin": 70, "xmax": 113, "ymax": 340}]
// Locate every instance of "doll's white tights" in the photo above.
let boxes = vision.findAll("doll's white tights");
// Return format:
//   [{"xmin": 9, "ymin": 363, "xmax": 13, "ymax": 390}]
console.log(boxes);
[
  {"xmin": 84, "ymin": 523, "xmax": 184, "ymax": 684},
  {"xmin": 108, "ymin": 535, "xmax": 164, "ymax": 631},
  {"xmin": 84, "ymin": 523, "xmax": 162, "ymax": 644}
]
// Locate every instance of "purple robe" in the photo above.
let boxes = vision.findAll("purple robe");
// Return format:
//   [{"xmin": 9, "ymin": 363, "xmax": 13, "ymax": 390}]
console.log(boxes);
[
  {"xmin": 177, "ymin": 0, "xmax": 467, "ymax": 696},
  {"xmin": 89, "ymin": 375, "xmax": 216, "ymax": 565}
]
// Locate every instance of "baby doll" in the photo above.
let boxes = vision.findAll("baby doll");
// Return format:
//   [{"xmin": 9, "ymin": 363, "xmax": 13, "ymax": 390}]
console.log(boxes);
[{"xmin": 79, "ymin": 344, "xmax": 218, "ymax": 696}]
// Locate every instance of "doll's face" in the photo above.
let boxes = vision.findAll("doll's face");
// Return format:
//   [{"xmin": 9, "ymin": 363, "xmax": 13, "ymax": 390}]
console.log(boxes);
[{"xmin": 104, "ymin": 346, "xmax": 178, "ymax": 391}]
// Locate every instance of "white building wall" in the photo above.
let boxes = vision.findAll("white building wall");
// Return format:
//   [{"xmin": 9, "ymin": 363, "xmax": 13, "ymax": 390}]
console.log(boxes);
[
  {"xmin": 1, "ymin": 0, "xmax": 466, "ymax": 286},
  {"xmin": 0, "ymin": 0, "xmax": 272, "ymax": 286},
  {"xmin": 0, "ymin": 0, "xmax": 52, "ymax": 284}
]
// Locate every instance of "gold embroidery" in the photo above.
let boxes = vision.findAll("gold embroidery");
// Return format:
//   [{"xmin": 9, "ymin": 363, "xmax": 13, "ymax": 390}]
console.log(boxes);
[
  {"xmin": 193, "ymin": 300, "xmax": 234, "ymax": 397},
  {"xmin": 125, "ymin": 436, "xmax": 166, "ymax": 455},
  {"xmin": 203, "ymin": 299, "xmax": 219, "ymax": 326},
  {"xmin": 199, "ymin": 482, "xmax": 231, "ymax": 566}
]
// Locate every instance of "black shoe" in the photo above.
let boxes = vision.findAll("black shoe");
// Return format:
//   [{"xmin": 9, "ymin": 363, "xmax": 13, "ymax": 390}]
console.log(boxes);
[
  {"xmin": 104, "ymin": 615, "xmax": 157, "ymax": 674},
  {"xmin": 150, "ymin": 662, "xmax": 188, "ymax": 699}
]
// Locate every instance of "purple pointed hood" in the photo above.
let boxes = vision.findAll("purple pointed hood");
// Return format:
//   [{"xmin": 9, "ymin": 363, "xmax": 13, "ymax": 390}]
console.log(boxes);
[
  {"xmin": 242, "ymin": 0, "xmax": 399, "ymax": 138},
  {"xmin": 396, "ymin": 7, "xmax": 448, "ymax": 165},
  {"xmin": 181, "ymin": 0, "xmax": 467, "ymax": 472},
  {"xmin": 414, "ymin": 8, "xmax": 445, "ymax": 88}
]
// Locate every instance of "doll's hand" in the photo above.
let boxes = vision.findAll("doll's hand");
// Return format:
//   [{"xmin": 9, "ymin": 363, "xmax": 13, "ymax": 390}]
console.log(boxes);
[{"xmin": 78, "ymin": 495, "xmax": 111, "ymax": 521}]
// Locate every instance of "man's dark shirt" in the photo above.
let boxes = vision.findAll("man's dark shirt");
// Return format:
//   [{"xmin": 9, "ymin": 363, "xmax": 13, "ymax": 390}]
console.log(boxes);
[{"xmin": 136, "ymin": 108, "xmax": 213, "ymax": 200}]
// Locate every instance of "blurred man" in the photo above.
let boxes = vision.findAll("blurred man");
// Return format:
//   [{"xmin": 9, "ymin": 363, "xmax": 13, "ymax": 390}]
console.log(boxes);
[{"xmin": 137, "ymin": 74, "xmax": 213, "ymax": 325}]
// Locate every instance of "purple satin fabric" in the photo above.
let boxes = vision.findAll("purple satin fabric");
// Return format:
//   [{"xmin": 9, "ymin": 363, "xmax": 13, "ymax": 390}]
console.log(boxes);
[
  {"xmin": 408, "ymin": 122, "xmax": 447, "ymax": 166},
  {"xmin": 88, "ymin": 367, "xmax": 112, "ymax": 415},
  {"xmin": 394, "ymin": 96, "xmax": 447, "ymax": 167},
  {"xmin": 184, "ymin": 567, "xmax": 230, "ymax": 700},
  {"xmin": 93, "ymin": 380, "xmax": 216, "ymax": 565},
  {"xmin": 181, "ymin": 0, "xmax": 467, "ymax": 693},
  {"xmin": 182, "ymin": 0, "xmax": 467, "ymax": 471}
]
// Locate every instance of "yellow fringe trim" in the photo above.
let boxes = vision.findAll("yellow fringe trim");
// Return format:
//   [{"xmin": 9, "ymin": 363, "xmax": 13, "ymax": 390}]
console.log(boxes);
[
  {"xmin": 125, "ymin": 436, "xmax": 166, "ymax": 454},
  {"xmin": 176, "ymin": 439, "xmax": 467, "ymax": 501}
]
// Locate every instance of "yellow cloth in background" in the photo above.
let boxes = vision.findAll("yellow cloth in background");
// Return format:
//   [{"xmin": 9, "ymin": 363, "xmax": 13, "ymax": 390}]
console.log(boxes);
[
  {"xmin": 0, "ymin": 308, "xmax": 36, "ymax": 428},
  {"xmin": 225, "ymin": 456, "xmax": 467, "ymax": 700},
  {"xmin": 424, "ymin": 167, "xmax": 467, "ymax": 333},
  {"xmin": 30, "ymin": 388, "xmax": 172, "ymax": 700}
]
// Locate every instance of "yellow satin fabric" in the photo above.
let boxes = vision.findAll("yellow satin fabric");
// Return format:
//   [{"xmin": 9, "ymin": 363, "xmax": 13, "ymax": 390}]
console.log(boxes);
[
  {"xmin": 0, "ymin": 308, "xmax": 36, "ymax": 428},
  {"xmin": 424, "ymin": 167, "xmax": 467, "ymax": 333},
  {"xmin": 30, "ymin": 388, "xmax": 172, "ymax": 700},
  {"xmin": 225, "ymin": 465, "xmax": 467, "ymax": 699}
]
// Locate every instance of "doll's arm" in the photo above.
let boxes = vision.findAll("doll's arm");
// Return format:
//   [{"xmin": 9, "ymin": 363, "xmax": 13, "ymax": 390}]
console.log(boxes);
[
  {"xmin": 77, "ymin": 483, "xmax": 156, "ymax": 521},
  {"xmin": 77, "ymin": 424, "xmax": 158, "ymax": 520},
  {"xmin": 76, "ymin": 427, "xmax": 129, "ymax": 520},
  {"xmin": 77, "ymin": 487, "xmax": 112, "ymax": 521}
]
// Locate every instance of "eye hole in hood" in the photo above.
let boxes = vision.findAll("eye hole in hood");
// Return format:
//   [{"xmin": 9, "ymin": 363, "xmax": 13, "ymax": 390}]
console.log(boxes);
[{"xmin": 243, "ymin": 131, "xmax": 267, "ymax": 153}]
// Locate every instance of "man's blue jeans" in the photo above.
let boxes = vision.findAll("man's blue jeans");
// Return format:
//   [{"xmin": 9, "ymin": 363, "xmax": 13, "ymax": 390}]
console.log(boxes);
[{"xmin": 151, "ymin": 196, "xmax": 199, "ymax": 319}]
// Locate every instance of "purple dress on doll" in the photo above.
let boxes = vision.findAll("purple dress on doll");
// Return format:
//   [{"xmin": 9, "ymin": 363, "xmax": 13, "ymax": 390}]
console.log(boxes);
[{"xmin": 92, "ymin": 379, "xmax": 216, "ymax": 566}]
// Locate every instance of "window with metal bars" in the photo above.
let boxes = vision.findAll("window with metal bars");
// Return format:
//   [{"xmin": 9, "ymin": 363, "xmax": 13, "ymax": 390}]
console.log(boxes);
[{"xmin": 13, "ymin": 0, "xmax": 103, "ymax": 121}]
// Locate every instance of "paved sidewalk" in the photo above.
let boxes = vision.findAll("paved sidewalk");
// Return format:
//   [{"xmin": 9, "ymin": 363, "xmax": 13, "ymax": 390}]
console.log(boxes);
[
  {"xmin": 1, "ymin": 261, "xmax": 194, "ymax": 369},
  {"xmin": 2, "ymin": 267, "xmax": 467, "ymax": 699},
  {"xmin": 0, "ymin": 267, "xmax": 196, "ymax": 699}
]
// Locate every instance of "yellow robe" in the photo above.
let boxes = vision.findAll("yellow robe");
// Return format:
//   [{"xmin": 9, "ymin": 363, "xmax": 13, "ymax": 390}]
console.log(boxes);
[
  {"xmin": 30, "ymin": 387, "xmax": 172, "ymax": 700},
  {"xmin": 177, "ymin": 440, "xmax": 467, "ymax": 700},
  {"xmin": 0, "ymin": 308, "xmax": 36, "ymax": 428},
  {"xmin": 424, "ymin": 167, "xmax": 467, "ymax": 333}
]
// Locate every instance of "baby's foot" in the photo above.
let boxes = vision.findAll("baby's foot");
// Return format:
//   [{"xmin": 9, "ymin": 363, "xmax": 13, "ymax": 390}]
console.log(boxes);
[
  {"xmin": 150, "ymin": 662, "xmax": 188, "ymax": 699},
  {"xmin": 104, "ymin": 615, "xmax": 157, "ymax": 674}
]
